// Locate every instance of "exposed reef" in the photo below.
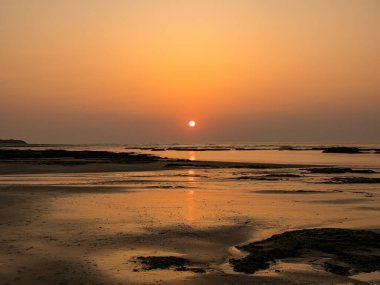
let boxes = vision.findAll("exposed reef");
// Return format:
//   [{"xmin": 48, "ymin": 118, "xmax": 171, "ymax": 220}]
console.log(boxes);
[
  {"xmin": 325, "ymin": 177, "xmax": 380, "ymax": 184},
  {"xmin": 236, "ymin": 173, "xmax": 301, "ymax": 181},
  {"xmin": 230, "ymin": 228, "xmax": 380, "ymax": 276},
  {"xmin": 135, "ymin": 256, "xmax": 205, "ymax": 273},
  {"xmin": 322, "ymin": 147, "xmax": 362, "ymax": 153},
  {"xmin": 0, "ymin": 149, "xmax": 160, "ymax": 163},
  {"xmin": 304, "ymin": 167, "xmax": 375, "ymax": 174}
]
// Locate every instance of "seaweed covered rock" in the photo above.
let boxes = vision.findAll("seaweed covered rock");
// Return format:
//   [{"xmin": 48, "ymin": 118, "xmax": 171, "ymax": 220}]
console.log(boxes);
[
  {"xmin": 0, "ymin": 149, "xmax": 159, "ymax": 162},
  {"xmin": 325, "ymin": 177, "xmax": 380, "ymax": 184},
  {"xmin": 236, "ymin": 174, "xmax": 301, "ymax": 181},
  {"xmin": 137, "ymin": 256, "xmax": 189, "ymax": 270},
  {"xmin": 304, "ymin": 167, "xmax": 375, "ymax": 174},
  {"xmin": 322, "ymin": 147, "xmax": 361, "ymax": 153},
  {"xmin": 135, "ymin": 256, "xmax": 205, "ymax": 273},
  {"xmin": 230, "ymin": 228, "xmax": 380, "ymax": 275}
]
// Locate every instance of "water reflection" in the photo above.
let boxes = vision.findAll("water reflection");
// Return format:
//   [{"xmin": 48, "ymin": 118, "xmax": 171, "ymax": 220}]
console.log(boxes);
[
  {"xmin": 185, "ymin": 170, "xmax": 196, "ymax": 224},
  {"xmin": 189, "ymin": 151, "xmax": 196, "ymax": 161},
  {"xmin": 185, "ymin": 190, "xmax": 195, "ymax": 225},
  {"xmin": 187, "ymin": 170, "xmax": 195, "ymax": 182}
]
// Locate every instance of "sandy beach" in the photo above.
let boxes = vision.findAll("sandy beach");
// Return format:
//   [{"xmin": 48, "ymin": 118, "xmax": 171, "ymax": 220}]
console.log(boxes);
[
  {"xmin": 3, "ymin": 0, "xmax": 380, "ymax": 283},
  {"xmin": 1, "ymin": 149, "xmax": 380, "ymax": 284}
]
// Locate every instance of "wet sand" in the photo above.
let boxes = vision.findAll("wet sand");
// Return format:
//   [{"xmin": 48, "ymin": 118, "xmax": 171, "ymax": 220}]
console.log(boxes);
[
  {"xmin": 1, "ymin": 162, "xmax": 380, "ymax": 284},
  {"xmin": 0, "ymin": 160, "xmax": 313, "ymax": 175}
]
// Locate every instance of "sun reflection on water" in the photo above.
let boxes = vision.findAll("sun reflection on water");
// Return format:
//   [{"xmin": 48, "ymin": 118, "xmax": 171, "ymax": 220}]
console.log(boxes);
[
  {"xmin": 187, "ymin": 170, "xmax": 195, "ymax": 182},
  {"xmin": 185, "ymin": 189, "xmax": 195, "ymax": 225},
  {"xmin": 185, "ymin": 170, "xmax": 196, "ymax": 224},
  {"xmin": 189, "ymin": 151, "xmax": 196, "ymax": 161}
]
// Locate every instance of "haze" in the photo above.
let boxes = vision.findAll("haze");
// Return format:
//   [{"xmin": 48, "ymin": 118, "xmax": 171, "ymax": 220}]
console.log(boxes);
[{"xmin": 1, "ymin": 0, "xmax": 379, "ymax": 144}]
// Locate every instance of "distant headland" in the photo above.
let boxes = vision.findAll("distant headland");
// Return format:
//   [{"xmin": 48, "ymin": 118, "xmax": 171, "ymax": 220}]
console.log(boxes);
[{"xmin": 0, "ymin": 139, "xmax": 28, "ymax": 145}]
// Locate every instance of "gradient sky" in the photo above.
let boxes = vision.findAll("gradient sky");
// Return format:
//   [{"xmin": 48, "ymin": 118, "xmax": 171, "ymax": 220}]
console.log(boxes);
[{"xmin": 1, "ymin": 0, "xmax": 379, "ymax": 144}]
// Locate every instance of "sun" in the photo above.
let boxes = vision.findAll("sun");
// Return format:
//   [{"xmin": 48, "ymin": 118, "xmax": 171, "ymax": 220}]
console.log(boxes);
[{"xmin": 188, "ymin": 120, "xmax": 196, "ymax": 127}]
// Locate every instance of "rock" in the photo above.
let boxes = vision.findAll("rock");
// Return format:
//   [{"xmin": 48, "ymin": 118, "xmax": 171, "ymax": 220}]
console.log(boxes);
[
  {"xmin": 322, "ymin": 147, "xmax": 362, "ymax": 153},
  {"xmin": 305, "ymin": 167, "xmax": 375, "ymax": 174},
  {"xmin": 0, "ymin": 149, "xmax": 160, "ymax": 162},
  {"xmin": 0, "ymin": 139, "xmax": 27, "ymax": 145},
  {"xmin": 236, "ymin": 174, "xmax": 300, "ymax": 181},
  {"xmin": 175, "ymin": 267, "xmax": 206, "ymax": 273},
  {"xmin": 325, "ymin": 177, "xmax": 380, "ymax": 184},
  {"xmin": 277, "ymin": 146, "xmax": 306, "ymax": 151},
  {"xmin": 323, "ymin": 262, "xmax": 350, "ymax": 276},
  {"xmin": 230, "ymin": 228, "xmax": 380, "ymax": 275},
  {"xmin": 136, "ymin": 256, "xmax": 188, "ymax": 270},
  {"xmin": 278, "ymin": 146, "xmax": 295, "ymax": 150},
  {"xmin": 135, "ymin": 256, "xmax": 205, "ymax": 273}
]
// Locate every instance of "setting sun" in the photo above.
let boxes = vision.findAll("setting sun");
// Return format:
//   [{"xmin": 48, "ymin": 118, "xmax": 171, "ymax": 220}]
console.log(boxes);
[{"xmin": 2, "ymin": 1, "xmax": 380, "ymax": 284}]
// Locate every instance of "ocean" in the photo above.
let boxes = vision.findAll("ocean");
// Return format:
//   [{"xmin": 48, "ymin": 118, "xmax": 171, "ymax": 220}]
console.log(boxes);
[
  {"xmin": 3, "ymin": 142, "xmax": 380, "ymax": 168},
  {"xmin": 1, "ymin": 143, "xmax": 380, "ymax": 283}
]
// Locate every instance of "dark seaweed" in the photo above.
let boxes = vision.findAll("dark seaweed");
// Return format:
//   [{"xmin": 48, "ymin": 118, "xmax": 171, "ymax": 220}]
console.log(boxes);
[
  {"xmin": 325, "ymin": 177, "xmax": 380, "ymax": 184},
  {"xmin": 322, "ymin": 147, "xmax": 362, "ymax": 153},
  {"xmin": 230, "ymin": 228, "xmax": 380, "ymax": 275},
  {"xmin": 323, "ymin": 262, "xmax": 350, "ymax": 276},
  {"xmin": 137, "ymin": 256, "xmax": 188, "ymax": 270},
  {"xmin": 0, "ymin": 149, "xmax": 159, "ymax": 163},
  {"xmin": 304, "ymin": 167, "xmax": 375, "ymax": 174},
  {"xmin": 136, "ymin": 256, "xmax": 205, "ymax": 273}
]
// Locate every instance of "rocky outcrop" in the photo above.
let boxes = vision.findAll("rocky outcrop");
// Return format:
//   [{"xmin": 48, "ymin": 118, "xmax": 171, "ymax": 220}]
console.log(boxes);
[
  {"xmin": 322, "ymin": 147, "xmax": 361, "ymax": 153},
  {"xmin": 0, "ymin": 139, "xmax": 27, "ymax": 145},
  {"xmin": 230, "ymin": 228, "xmax": 380, "ymax": 275}
]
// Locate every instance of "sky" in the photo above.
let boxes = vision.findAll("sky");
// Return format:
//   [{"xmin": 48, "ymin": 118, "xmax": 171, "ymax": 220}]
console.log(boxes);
[{"xmin": 1, "ymin": 0, "xmax": 379, "ymax": 144}]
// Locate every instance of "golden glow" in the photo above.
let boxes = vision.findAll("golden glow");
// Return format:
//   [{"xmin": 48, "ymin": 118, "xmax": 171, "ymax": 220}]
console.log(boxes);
[
  {"xmin": 188, "ymin": 152, "xmax": 196, "ymax": 161},
  {"xmin": 1, "ymin": 1, "xmax": 379, "ymax": 143},
  {"xmin": 188, "ymin": 121, "xmax": 196, "ymax": 128},
  {"xmin": 185, "ymin": 190, "xmax": 195, "ymax": 225}
]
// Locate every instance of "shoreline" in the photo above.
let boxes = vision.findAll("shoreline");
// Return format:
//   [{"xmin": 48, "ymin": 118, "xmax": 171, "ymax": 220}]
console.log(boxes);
[
  {"xmin": 1, "ymin": 149, "xmax": 380, "ymax": 284},
  {"xmin": 0, "ymin": 146, "xmax": 324, "ymax": 175},
  {"xmin": 0, "ymin": 160, "xmax": 321, "ymax": 175}
]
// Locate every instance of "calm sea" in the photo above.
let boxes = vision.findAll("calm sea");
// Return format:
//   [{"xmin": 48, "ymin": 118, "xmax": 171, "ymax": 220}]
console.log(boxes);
[{"xmin": 3, "ymin": 143, "xmax": 379, "ymax": 169}]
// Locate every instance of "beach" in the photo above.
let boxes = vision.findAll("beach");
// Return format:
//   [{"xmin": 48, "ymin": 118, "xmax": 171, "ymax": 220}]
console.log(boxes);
[
  {"xmin": 3, "ymin": 0, "xmax": 380, "ymax": 283},
  {"xmin": 1, "ymin": 147, "xmax": 380, "ymax": 284}
]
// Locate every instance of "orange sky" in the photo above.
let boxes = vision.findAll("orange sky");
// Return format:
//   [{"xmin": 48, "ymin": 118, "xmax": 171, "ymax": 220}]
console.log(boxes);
[{"xmin": 1, "ymin": 0, "xmax": 379, "ymax": 143}]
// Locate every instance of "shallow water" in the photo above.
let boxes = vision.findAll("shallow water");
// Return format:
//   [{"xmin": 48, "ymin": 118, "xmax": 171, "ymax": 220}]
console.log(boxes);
[
  {"xmin": 1, "ymin": 165, "xmax": 380, "ymax": 284},
  {"xmin": 3, "ymin": 143, "xmax": 379, "ymax": 168},
  {"xmin": 145, "ymin": 149, "xmax": 380, "ymax": 168},
  {"xmin": 1, "ymin": 166, "xmax": 380, "ymax": 231}
]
